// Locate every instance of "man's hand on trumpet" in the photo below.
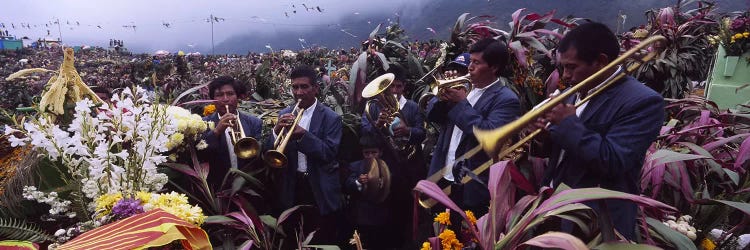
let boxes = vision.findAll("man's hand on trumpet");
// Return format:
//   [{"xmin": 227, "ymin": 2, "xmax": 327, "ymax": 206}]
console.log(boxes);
[
  {"xmin": 214, "ymin": 113, "xmax": 237, "ymax": 135},
  {"xmin": 274, "ymin": 113, "xmax": 306, "ymax": 140},
  {"xmin": 375, "ymin": 111, "xmax": 389, "ymax": 128},
  {"xmin": 439, "ymin": 86, "xmax": 468, "ymax": 103}
]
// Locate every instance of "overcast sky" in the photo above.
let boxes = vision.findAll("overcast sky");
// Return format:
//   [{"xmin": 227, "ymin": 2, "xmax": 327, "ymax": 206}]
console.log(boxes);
[{"xmin": 2, "ymin": 0, "xmax": 425, "ymax": 53}]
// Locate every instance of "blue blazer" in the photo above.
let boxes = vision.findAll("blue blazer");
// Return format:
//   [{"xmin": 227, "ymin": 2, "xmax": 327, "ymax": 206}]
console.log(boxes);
[
  {"xmin": 426, "ymin": 81, "xmax": 521, "ymax": 208},
  {"xmin": 201, "ymin": 112, "xmax": 263, "ymax": 189},
  {"xmin": 542, "ymin": 76, "xmax": 665, "ymax": 240},
  {"xmin": 361, "ymin": 99, "xmax": 426, "ymax": 146},
  {"xmin": 268, "ymin": 102, "xmax": 343, "ymax": 215},
  {"xmin": 345, "ymin": 159, "xmax": 392, "ymax": 226}
]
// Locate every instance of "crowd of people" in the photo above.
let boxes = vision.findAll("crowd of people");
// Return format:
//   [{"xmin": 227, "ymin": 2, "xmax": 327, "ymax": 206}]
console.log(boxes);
[
  {"xmin": 193, "ymin": 22, "xmax": 664, "ymax": 249},
  {"xmin": 1, "ymin": 22, "xmax": 665, "ymax": 249}
]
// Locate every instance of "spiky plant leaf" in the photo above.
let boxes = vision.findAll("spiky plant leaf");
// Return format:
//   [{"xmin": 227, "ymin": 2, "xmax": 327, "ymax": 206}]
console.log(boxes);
[{"xmin": 0, "ymin": 218, "xmax": 54, "ymax": 242}]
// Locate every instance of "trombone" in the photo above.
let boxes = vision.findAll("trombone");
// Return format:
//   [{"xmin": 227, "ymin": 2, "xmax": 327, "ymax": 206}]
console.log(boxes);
[
  {"xmin": 263, "ymin": 100, "xmax": 305, "ymax": 168},
  {"xmin": 417, "ymin": 35, "xmax": 667, "ymax": 208},
  {"xmin": 220, "ymin": 105, "xmax": 260, "ymax": 159}
]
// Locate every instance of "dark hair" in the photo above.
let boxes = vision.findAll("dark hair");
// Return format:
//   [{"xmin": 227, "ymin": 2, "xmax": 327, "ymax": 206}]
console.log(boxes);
[
  {"xmin": 386, "ymin": 64, "xmax": 406, "ymax": 82},
  {"xmin": 558, "ymin": 22, "xmax": 619, "ymax": 64},
  {"xmin": 359, "ymin": 135, "xmax": 382, "ymax": 149},
  {"xmin": 208, "ymin": 76, "xmax": 246, "ymax": 99},
  {"xmin": 469, "ymin": 38, "xmax": 510, "ymax": 77},
  {"xmin": 289, "ymin": 65, "xmax": 318, "ymax": 85}
]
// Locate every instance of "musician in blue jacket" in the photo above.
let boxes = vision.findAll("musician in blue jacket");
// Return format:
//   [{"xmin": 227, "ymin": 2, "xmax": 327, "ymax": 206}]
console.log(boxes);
[
  {"xmin": 426, "ymin": 38, "xmax": 521, "ymax": 215},
  {"xmin": 530, "ymin": 22, "xmax": 665, "ymax": 240}
]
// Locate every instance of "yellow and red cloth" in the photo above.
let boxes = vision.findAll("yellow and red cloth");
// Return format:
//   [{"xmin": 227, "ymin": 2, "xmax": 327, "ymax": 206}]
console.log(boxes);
[{"xmin": 58, "ymin": 209, "xmax": 210, "ymax": 250}]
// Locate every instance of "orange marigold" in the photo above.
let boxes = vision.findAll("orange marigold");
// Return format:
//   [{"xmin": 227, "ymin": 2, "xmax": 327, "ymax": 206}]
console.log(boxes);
[
  {"xmin": 202, "ymin": 104, "xmax": 216, "ymax": 116},
  {"xmin": 700, "ymin": 238, "xmax": 716, "ymax": 250},
  {"xmin": 434, "ymin": 211, "xmax": 450, "ymax": 225},
  {"xmin": 438, "ymin": 229, "xmax": 463, "ymax": 250},
  {"xmin": 465, "ymin": 210, "xmax": 477, "ymax": 225},
  {"xmin": 420, "ymin": 241, "xmax": 431, "ymax": 250}
]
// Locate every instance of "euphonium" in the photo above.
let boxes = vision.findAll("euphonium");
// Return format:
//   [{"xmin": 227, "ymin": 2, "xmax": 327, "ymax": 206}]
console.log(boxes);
[
  {"xmin": 361, "ymin": 73, "xmax": 414, "ymax": 156},
  {"xmin": 416, "ymin": 35, "xmax": 668, "ymax": 208},
  {"xmin": 263, "ymin": 100, "xmax": 305, "ymax": 168},
  {"xmin": 221, "ymin": 105, "xmax": 260, "ymax": 159}
]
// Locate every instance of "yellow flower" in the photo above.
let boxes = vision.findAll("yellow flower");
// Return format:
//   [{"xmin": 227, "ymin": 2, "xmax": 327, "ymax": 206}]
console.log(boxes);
[
  {"xmin": 700, "ymin": 238, "xmax": 716, "ymax": 250},
  {"xmin": 438, "ymin": 229, "xmax": 463, "ymax": 250},
  {"xmin": 465, "ymin": 210, "xmax": 477, "ymax": 225},
  {"xmin": 435, "ymin": 211, "xmax": 451, "ymax": 225},
  {"xmin": 203, "ymin": 104, "xmax": 216, "ymax": 116},
  {"xmin": 744, "ymin": 32, "xmax": 749, "ymax": 38},
  {"xmin": 95, "ymin": 192, "xmax": 123, "ymax": 217},
  {"xmin": 420, "ymin": 241, "xmax": 431, "ymax": 250}
]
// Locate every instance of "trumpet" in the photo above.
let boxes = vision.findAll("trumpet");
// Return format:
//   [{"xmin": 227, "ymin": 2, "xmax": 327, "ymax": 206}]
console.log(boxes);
[
  {"xmin": 221, "ymin": 105, "xmax": 260, "ymax": 159},
  {"xmin": 263, "ymin": 100, "xmax": 305, "ymax": 168},
  {"xmin": 418, "ymin": 73, "xmax": 472, "ymax": 111},
  {"xmin": 416, "ymin": 35, "xmax": 667, "ymax": 208}
]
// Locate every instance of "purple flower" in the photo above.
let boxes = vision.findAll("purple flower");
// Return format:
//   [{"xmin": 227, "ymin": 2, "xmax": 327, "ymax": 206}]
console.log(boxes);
[
  {"xmin": 111, "ymin": 198, "xmax": 144, "ymax": 219},
  {"xmin": 731, "ymin": 17, "xmax": 750, "ymax": 32}
]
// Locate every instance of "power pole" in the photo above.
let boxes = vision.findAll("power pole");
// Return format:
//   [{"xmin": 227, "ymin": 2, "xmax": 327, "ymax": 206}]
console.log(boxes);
[
  {"xmin": 207, "ymin": 14, "xmax": 225, "ymax": 55},
  {"xmin": 210, "ymin": 14, "xmax": 214, "ymax": 55}
]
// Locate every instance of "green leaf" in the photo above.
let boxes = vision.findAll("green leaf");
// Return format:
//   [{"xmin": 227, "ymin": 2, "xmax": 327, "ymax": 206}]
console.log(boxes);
[
  {"xmin": 593, "ymin": 242, "xmax": 663, "ymax": 250},
  {"xmin": 259, "ymin": 215, "xmax": 284, "ymax": 236},
  {"xmin": 646, "ymin": 217, "xmax": 697, "ymax": 250},
  {"xmin": 700, "ymin": 199, "xmax": 750, "ymax": 216},
  {"xmin": 722, "ymin": 169, "xmax": 740, "ymax": 185},
  {"xmin": 204, "ymin": 215, "xmax": 236, "ymax": 224},
  {"xmin": 304, "ymin": 245, "xmax": 341, "ymax": 250},
  {"xmin": 0, "ymin": 218, "xmax": 54, "ymax": 243}
]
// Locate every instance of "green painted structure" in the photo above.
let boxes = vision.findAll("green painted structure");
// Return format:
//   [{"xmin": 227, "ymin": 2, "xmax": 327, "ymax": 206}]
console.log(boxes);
[
  {"xmin": 706, "ymin": 47, "xmax": 750, "ymax": 110},
  {"xmin": 0, "ymin": 38, "xmax": 23, "ymax": 50}
]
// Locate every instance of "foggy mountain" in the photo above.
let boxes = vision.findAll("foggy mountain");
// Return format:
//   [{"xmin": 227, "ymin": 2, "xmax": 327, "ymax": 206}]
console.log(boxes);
[{"xmin": 214, "ymin": 0, "xmax": 748, "ymax": 54}]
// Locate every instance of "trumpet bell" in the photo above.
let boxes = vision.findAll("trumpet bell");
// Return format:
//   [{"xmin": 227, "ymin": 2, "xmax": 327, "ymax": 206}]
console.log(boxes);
[
  {"xmin": 362, "ymin": 73, "xmax": 394, "ymax": 98},
  {"xmin": 263, "ymin": 150, "xmax": 288, "ymax": 168},
  {"xmin": 234, "ymin": 137, "xmax": 260, "ymax": 159}
]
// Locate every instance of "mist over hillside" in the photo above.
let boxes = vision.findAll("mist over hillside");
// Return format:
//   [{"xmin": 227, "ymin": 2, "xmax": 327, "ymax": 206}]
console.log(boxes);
[{"xmin": 214, "ymin": 0, "xmax": 748, "ymax": 54}]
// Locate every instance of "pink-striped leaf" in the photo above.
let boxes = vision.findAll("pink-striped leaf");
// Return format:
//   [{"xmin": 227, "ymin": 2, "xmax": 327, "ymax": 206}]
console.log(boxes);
[
  {"xmin": 734, "ymin": 135, "xmax": 750, "ymax": 170},
  {"xmin": 703, "ymin": 133, "xmax": 750, "ymax": 151},
  {"xmin": 519, "ymin": 232, "xmax": 588, "ymax": 250}
]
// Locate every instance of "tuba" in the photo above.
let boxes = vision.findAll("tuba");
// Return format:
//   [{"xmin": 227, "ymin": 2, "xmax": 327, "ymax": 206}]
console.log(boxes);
[
  {"xmin": 361, "ymin": 73, "xmax": 414, "ymax": 158},
  {"xmin": 221, "ymin": 105, "xmax": 260, "ymax": 159},
  {"xmin": 361, "ymin": 158, "xmax": 392, "ymax": 203},
  {"xmin": 416, "ymin": 35, "xmax": 668, "ymax": 208},
  {"xmin": 263, "ymin": 100, "xmax": 305, "ymax": 168}
]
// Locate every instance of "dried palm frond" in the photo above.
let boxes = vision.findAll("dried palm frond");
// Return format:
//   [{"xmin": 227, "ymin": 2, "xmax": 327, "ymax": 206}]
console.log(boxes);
[
  {"xmin": 5, "ymin": 68, "xmax": 56, "ymax": 82},
  {"xmin": 39, "ymin": 48, "xmax": 103, "ymax": 119}
]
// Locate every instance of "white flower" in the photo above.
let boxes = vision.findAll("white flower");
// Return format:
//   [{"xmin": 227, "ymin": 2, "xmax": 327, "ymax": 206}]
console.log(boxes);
[
  {"xmin": 196, "ymin": 140, "xmax": 208, "ymax": 150},
  {"xmin": 3, "ymin": 125, "xmax": 18, "ymax": 135},
  {"xmin": 54, "ymin": 229, "xmax": 66, "ymax": 237}
]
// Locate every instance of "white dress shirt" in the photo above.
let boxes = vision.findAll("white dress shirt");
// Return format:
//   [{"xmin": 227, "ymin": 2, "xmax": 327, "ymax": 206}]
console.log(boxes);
[
  {"xmin": 224, "ymin": 128, "xmax": 238, "ymax": 169},
  {"xmin": 271, "ymin": 99, "xmax": 318, "ymax": 173},
  {"xmin": 443, "ymin": 78, "xmax": 499, "ymax": 181}
]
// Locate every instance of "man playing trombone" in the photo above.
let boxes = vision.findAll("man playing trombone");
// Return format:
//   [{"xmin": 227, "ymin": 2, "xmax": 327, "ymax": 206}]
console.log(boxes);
[
  {"xmin": 529, "ymin": 22, "xmax": 665, "ymax": 240},
  {"xmin": 426, "ymin": 38, "xmax": 521, "ymax": 216},
  {"xmin": 200, "ymin": 76, "xmax": 263, "ymax": 189},
  {"xmin": 269, "ymin": 65, "xmax": 343, "ymax": 245}
]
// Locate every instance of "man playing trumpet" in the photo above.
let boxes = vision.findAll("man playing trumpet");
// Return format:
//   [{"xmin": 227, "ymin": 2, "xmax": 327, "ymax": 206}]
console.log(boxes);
[
  {"xmin": 200, "ymin": 76, "xmax": 263, "ymax": 190},
  {"xmin": 270, "ymin": 65, "xmax": 343, "ymax": 245},
  {"xmin": 426, "ymin": 38, "xmax": 521, "ymax": 216}
]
